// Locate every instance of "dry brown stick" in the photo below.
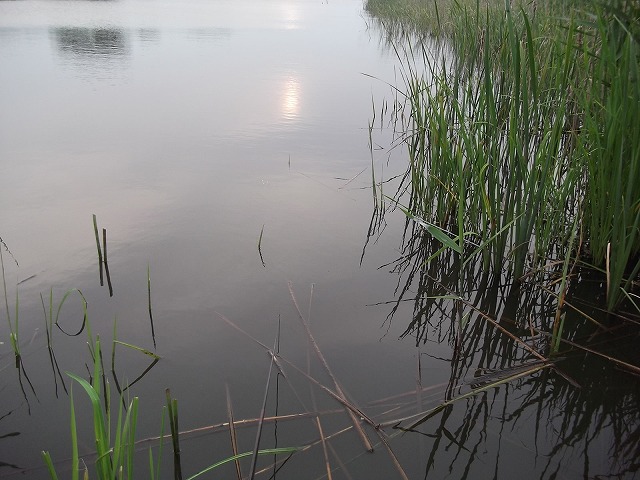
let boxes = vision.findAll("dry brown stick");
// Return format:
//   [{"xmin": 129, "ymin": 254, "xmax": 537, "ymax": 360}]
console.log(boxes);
[
  {"xmin": 217, "ymin": 312, "xmax": 372, "ymax": 423},
  {"xmin": 378, "ymin": 364, "xmax": 551, "ymax": 429},
  {"xmin": 288, "ymin": 282, "xmax": 374, "ymax": 452},
  {"xmin": 539, "ymin": 284, "xmax": 607, "ymax": 330},
  {"xmin": 420, "ymin": 272, "xmax": 548, "ymax": 361},
  {"xmin": 327, "ymin": 442, "xmax": 356, "ymax": 480},
  {"xmin": 271, "ymin": 347, "xmax": 378, "ymax": 428},
  {"xmin": 536, "ymin": 330, "xmax": 640, "ymax": 376},
  {"xmin": 368, "ymin": 381, "xmax": 449, "ymax": 406},
  {"xmin": 456, "ymin": 296, "xmax": 547, "ymax": 361},
  {"xmin": 250, "ymin": 426, "xmax": 356, "ymax": 479},
  {"xmin": 376, "ymin": 433, "xmax": 410, "ymax": 480},
  {"xmin": 315, "ymin": 417, "xmax": 333, "ymax": 480},
  {"xmin": 218, "ymin": 311, "xmax": 363, "ymax": 477},
  {"xmin": 135, "ymin": 411, "xmax": 341, "ymax": 446},
  {"xmin": 219, "ymin": 307, "xmax": 376, "ymax": 446},
  {"xmin": 217, "ymin": 313, "xmax": 289, "ymax": 377},
  {"xmin": 218, "ymin": 308, "xmax": 382, "ymax": 480}
]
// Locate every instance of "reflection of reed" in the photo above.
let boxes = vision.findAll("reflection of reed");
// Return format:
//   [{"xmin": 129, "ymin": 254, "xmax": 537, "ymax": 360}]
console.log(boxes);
[
  {"xmin": 369, "ymin": 222, "xmax": 640, "ymax": 478},
  {"xmin": 51, "ymin": 27, "xmax": 129, "ymax": 80},
  {"xmin": 53, "ymin": 27, "xmax": 128, "ymax": 58}
]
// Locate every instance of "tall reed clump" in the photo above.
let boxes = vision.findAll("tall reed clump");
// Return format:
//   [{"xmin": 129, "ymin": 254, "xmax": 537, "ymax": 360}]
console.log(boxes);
[
  {"xmin": 366, "ymin": 0, "xmax": 640, "ymax": 310},
  {"xmin": 384, "ymin": 6, "xmax": 582, "ymax": 282},
  {"xmin": 576, "ymin": 1, "xmax": 640, "ymax": 308}
]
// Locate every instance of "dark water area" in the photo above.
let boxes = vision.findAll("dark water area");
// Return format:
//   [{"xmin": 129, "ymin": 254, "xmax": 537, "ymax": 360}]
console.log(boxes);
[{"xmin": 1, "ymin": 0, "xmax": 639, "ymax": 478}]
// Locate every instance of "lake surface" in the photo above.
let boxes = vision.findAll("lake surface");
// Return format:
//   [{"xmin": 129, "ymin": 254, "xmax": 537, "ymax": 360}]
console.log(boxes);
[{"xmin": 1, "ymin": 1, "xmax": 638, "ymax": 478}]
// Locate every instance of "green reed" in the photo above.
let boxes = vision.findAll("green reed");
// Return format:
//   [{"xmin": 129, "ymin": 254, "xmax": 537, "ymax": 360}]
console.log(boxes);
[
  {"xmin": 42, "ymin": 337, "xmax": 140, "ymax": 480},
  {"xmin": 41, "ymin": 325, "xmax": 298, "ymax": 480},
  {"xmin": 577, "ymin": 7, "xmax": 640, "ymax": 308},
  {"xmin": 366, "ymin": 0, "xmax": 640, "ymax": 311},
  {"xmin": 1, "ymin": 245, "xmax": 38, "ymax": 411}
]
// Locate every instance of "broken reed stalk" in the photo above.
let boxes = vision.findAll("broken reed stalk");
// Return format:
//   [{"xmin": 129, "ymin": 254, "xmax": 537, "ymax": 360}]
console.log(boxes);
[
  {"xmin": 381, "ymin": 363, "xmax": 553, "ymax": 430},
  {"xmin": 217, "ymin": 313, "xmax": 374, "ymax": 425},
  {"xmin": 305, "ymin": 282, "xmax": 333, "ymax": 480},
  {"xmin": 315, "ymin": 417, "xmax": 333, "ymax": 480},
  {"xmin": 327, "ymin": 442, "xmax": 356, "ymax": 480},
  {"xmin": 536, "ymin": 331, "xmax": 640, "ymax": 376},
  {"xmin": 289, "ymin": 284, "xmax": 409, "ymax": 478},
  {"xmin": 110, "ymin": 330, "xmax": 161, "ymax": 396},
  {"xmin": 102, "ymin": 228, "xmax": 113, "ymax": 297},
  {"xmin": 258, "ymin": 225, "xmax": 266, "ymax": 268},
  {"xmin": 288, "ymin": 282, "xmax": 374, "ymax": 453},
  {"xmin": 92, "ymin": 214, "xmax": 103, "ymax": 286},
  {"xmin": 147, "ymin": 264, "xmax": 156, "ymax": 349},
  {"xmin": 225, "ymin": 384, "xmax": 243, "ymax": 480},
  {"xmin": 424, "ymin": 276, "xmax": 548, "ymax": 362},
  {"xmin": 217, "ymin": 311, "xmax": 338, "ymax": 477},
  {"xmin": 218, "ymin": 310, "xmax": 409, "ymax": 478},
  {"xmin": 165, "ymin": 389, "xmax": 183, "ymax": 480},
  {"xmin": 368, "ymin": 381, "xmax": 450, "ymax": 406},
  {"xmin": 135, "ymin": 410, "xmax": 343, "ymax": 446},
  {"xmin": 40, "ymin": 289, "xmax": 68, "ymax": 397},
  {"xmin": 248, "ymin": 333, "xmax": 279, "ymax": 479}
]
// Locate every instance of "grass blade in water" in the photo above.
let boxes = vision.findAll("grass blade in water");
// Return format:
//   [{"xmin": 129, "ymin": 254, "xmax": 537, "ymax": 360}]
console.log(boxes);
[
  {"xmin": 102, "ymin": 228, "xmax": 113, "ymax": 297},
  {"xmin": 92, "ymin": 214, "xmax": 103, "ymax": 286},
  {"xmin": 249, "ymin": 332, "xmax": 279, "ymax": 479},
  {"xmin": 225, "ymin": 384, "xmax": 243, "ymax": 480},
  {"xmin": 148, "ymin": 264, "xmax": 156, "ymax": 349},
  {"xmin": 258, "ymin": 224, "xmax": 266, "ymax": 268},
  {"xmin": 165, "ymin": 389, "xmax": 182, "ymax": 480}
]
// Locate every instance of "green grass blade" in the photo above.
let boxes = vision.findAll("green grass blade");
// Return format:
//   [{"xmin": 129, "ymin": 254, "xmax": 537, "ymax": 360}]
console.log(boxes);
[
  {"xmin": 41, "ymin": 451, "xmax": 60, "ymax": 480},
  {"xmin": 185, "ymin": 448, "xmax": 300, "ymax": 480}
]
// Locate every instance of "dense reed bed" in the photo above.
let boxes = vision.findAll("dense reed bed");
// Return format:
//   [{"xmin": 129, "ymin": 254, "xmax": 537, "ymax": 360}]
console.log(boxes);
[{"xmin": 365, "ymin": 0, "xmax": 640, "ymax": 311}]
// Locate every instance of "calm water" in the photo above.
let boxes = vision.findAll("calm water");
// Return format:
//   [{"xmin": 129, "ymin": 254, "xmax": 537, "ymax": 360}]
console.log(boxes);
[{"xmin": 1, "ymin": 1, "xmax": 638, "ymax": 478}]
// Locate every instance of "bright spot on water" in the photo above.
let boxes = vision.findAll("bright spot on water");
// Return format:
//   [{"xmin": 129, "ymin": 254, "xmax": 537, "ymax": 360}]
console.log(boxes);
[
  {"xmin": 281, "ymin": 75, "xmax": 300, "ymax": 120},
  {"xmin": 281, "ymin": 3, "xmax": 301, "ymax": 30}
]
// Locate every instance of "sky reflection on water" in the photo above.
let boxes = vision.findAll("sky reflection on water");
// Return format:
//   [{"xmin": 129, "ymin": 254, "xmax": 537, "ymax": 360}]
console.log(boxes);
[{"xmin": 0, "ymin": 1, "xmax": 412, "ymax": 476}]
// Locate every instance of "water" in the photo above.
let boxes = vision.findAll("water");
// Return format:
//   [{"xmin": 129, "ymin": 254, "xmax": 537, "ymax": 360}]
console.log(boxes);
[{"xmin": 1, "ymin": 1, "xmax": 638, "ymax": 478}]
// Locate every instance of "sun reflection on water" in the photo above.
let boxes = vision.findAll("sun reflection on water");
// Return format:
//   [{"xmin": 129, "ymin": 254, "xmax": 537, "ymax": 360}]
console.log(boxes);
[
  {"xmin": 281, "ymin": 75, "xmax": 300, "ymax": 121},
  {"xmin": 281, "ymin": 3, "xmax": 301, "ymax": 30}
]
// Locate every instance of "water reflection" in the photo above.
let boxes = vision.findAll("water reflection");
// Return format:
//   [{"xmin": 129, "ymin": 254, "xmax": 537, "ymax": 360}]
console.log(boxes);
[
  {"xmin": 53, "ymin": 27, "xmax": 127, "ymax": 58},
  {"xmin": 366, "ymin": 213, "xmax": 640, "ymax": 477},
  {"xmin": 185, "ymin": 28, "xmax": 231, "ymax": 43},
  {"xmin": 51, "ymin": 27, "xmax": 128, "ymax": 79},
  {"xmin": 137, "ymin": 28, "xmax": 160, "ymax": 44},
  {"xmin": 362, "ymin": 30, "xmax": 640, "ymax": 463}
]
